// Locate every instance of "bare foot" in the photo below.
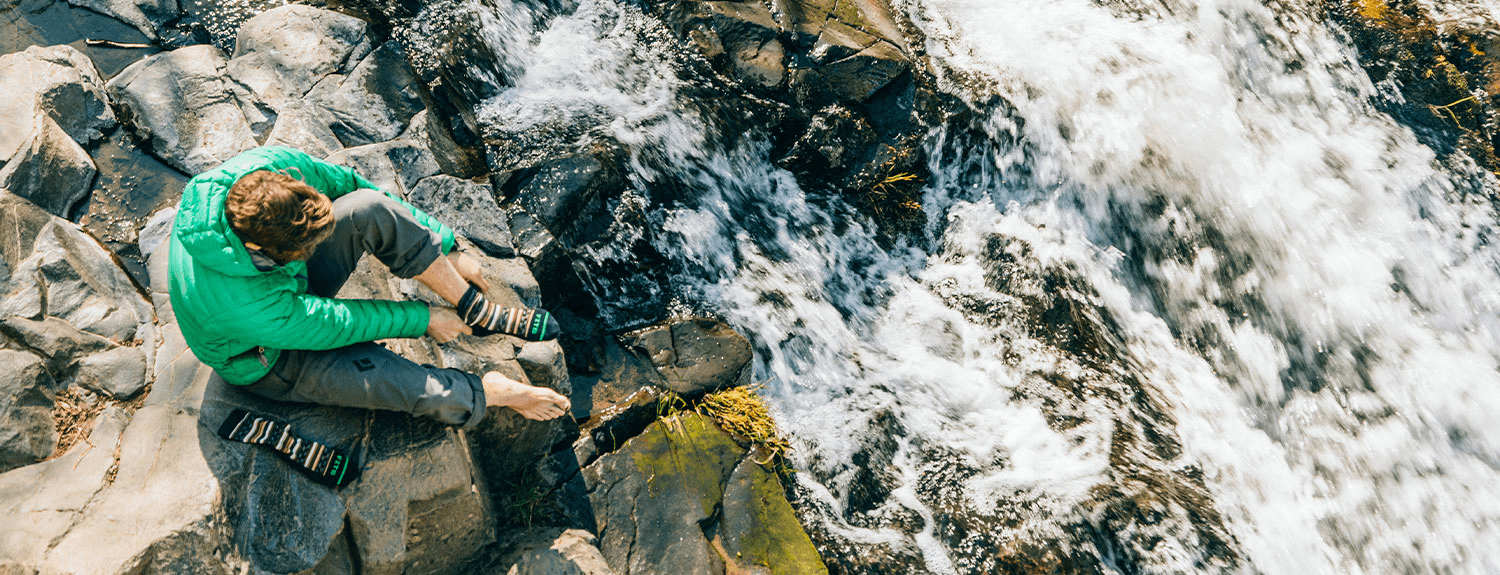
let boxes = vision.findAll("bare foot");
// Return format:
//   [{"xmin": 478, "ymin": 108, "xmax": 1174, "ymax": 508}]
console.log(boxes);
[{"xmin": 482, "ymin": 372, "xmax": 571, "ymax": 421}]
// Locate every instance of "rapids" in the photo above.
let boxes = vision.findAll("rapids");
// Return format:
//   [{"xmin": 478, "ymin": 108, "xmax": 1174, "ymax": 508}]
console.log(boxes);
[{"xmin": 461, "ymin": 0, "xmax": 1500, "ymax": 571}]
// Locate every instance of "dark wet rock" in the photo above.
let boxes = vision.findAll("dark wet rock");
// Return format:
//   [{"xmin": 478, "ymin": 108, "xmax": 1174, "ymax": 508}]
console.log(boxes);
[
  {"xmin": 666, "ymin": 0, "xmax": 786, "ymax": 91},
  {"xmin": 0, "ymin": 44, "xmax": 115, "ymax": 148},
  {"xmin": 792, "ymin": 41, "xmax": 908, "ymax": 108},
  {"xmin": 499, "ymin": 148, "xmax": 670, "ymax": 331},
  {"xmin": 0, "ymin": 113, "xmax": 97, "ymax": 219},
  {"xmin": 569, "ymin": 336, "xmax": 667, "ymax": 464},
  {"xmin": 779, "ymin": 104, "xmax": 877, "ymax": 186},
  {"xmin": 73, "ymin": 344, "xmax": 149, "ymax": 399},
  {"xmin": 493, "ymin": 528, "xmax": 618, "ymax": 575},
  {"xmin": 326, "ymin": 133, "xmax": 443, "ymax": 196},
  {"xmin": 0, "ymin": 316, "xmax": 115, "ymax": 378},
  {"xmin": 721, "ymin": 456, "xmax": 828, "ymax": 575},
  {"xmin": 0, "ymin": 349, "xmax": 60, "ymax": 473},
  {"xmin": 0, "ymin": 0, "xmax": 162, "ymax": 77},
  {"xmin": 227, "ymin": 4, "xmax": 373, "ymax": 111},
  {"xmin": 0, "ymin": 405, "xmax": 128, "ymax": 567},
  {"xmin": 618, "ymin": 318, "xmax": 753, "ymax": 396},
  {"xmin": 107, "ymin": 44, "xmax": 260, "ymax": 174},
  {"xmin": 311, "ymin": 41, "xmax": 427, "ymax": 147},
  {"xmin": 408, "ymin": 174, "xmax": 516, "ymax": 257},
  {"xmin": 76, "ymin": 127, "xmax": 190, "ymax": 257},
  {"xmin": 64, "ymin": 0, "xmax": 178, "ymax": 41},
  {"xmin": 583, "ymin": 412, "xmax": 743, "ymax": 575}
]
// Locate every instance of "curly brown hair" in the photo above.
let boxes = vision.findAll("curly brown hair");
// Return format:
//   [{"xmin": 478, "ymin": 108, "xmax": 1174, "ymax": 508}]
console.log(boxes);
[{"xmin": 226, "ymin": 170, "xmax": 335, "ymax": 264}]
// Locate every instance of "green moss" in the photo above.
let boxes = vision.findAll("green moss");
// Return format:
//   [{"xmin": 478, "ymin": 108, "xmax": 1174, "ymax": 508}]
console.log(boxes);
[
  {"xmin": 723, "ymin": 461, "xmax": 829, "ymax": 575},
  {"xmin": 629, "ymin": 412, "xmax": 746, "ymax": 518}
]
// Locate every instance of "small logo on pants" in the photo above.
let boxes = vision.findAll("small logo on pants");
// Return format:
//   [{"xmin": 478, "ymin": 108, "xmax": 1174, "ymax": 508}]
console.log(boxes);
[{"xmin": 353, "ymin": 358, "xmax": 375, "ymax": 372}]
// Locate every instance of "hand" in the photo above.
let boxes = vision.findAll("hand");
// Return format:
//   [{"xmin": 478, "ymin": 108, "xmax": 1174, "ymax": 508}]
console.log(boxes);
[
  {"xmin": 449, "ymin": 252, "xmax": 490, "ymax": 292},
  {"xmin": 482, "ymin": 372, "xmax": 571, "ymax": 420},
  {"xmin": 426, "ymin": 306, "xmax": 472, "ymax": 343}
]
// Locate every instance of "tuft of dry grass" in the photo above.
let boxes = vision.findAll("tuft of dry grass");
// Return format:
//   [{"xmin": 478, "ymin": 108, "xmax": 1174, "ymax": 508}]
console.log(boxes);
[
  {"xmin": 51, "ymin": 387, "xmax": 107, "ymax": 460},
  {"xmin": 694, "ymin": 385, "xmax": 792, "ymax": 465}
]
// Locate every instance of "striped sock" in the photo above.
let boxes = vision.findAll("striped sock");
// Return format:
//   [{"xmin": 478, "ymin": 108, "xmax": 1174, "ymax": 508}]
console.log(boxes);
[
  {"xmin": 457, "ymin": 284, "xmax": 562, "ymax": 341},
  {"xmin": 216, "ymin": 409, "xmax": 361, "ymax": 488}
]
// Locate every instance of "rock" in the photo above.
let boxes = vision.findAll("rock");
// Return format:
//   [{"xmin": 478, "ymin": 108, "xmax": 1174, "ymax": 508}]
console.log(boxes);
[
  {"xmin": 669, "ymin": 1, "xmax": 786, "ymax": 90},
  {"xmin": 339, "ymin": 412, "xmax": 495, "ymax": 575},
  {"xmin": 0, "ymin": 349, "xmax": 60, "ymax": 473},
  {"xmin": 63, "ymin": 0, "xmax": 178, "ymax": 41},
  {"xmin": 0, "ymin": 406, "xmax": 129, "ymax": 566},
  {"xmin": 264, "ymin": 101, "xmax": 345, "ymax": 159},
  {"xmin": 0, "ymin": 114, "xmax": 97, "ymax": 219},
  {"xmin": 108, "ymin": 44, "xmax": 260, "ymax": 175},
  {"xmin": 312, "ymin": 42, "xmax": 426, "ymax": 147},
  {"xmin": 325, "ymin": 136, "xmax": 442, "ymax": 196},
  {"xmin": 0, "ymin": 192, "xmax": 54, "ymax": 320},
  {"xmin": 0, "ymin": 45, "xmax": 116, "ymax": 152},
  {"xmin": 0, "ymin": 210, "xmax": 156, "ymax": 343},
  {"xmin": 501, "ymin": 153, "xmax": 624, "ymax": 241},
  {"xmin": 792, "ymin": 41, "xmax": 908, "ymax": 107},
  {"xmin": 517, "ymin": 340, "xmax": 568, "ymax": 393},
  {"xmin": 227, "ymin": 4, "xmax": 373, "ymax": 110},
  {"xmin": 571, "ymin": 337, "xmax": 667, "ymax": 466},
  {"xmin": 583, "ymin": 412, "xmax": 745, "ymax": 575},
  {"xmin": 619, "ymin": 319, "xmax": 753, "ymax": 396},
  {"xmin": 0, "ymin": 316, "xmax": 115, "ymax": 377},
  {"xmin": 720, "ymin": 456, "xmax": 827, "ymax": 575},
  {"xmin": 73, "ymin": 345, "xmax": 149, "ymax": 399},
  {"xmin": 495, "ymin": 528, "xmax": 618, "ymax": 575},
  {"xmin": 779, "ymin": 104, "xmax": 876, "ymax": 184},
  {"xmin": 408, "ymin": 175, "xmax": 515, "ymax": 257}
]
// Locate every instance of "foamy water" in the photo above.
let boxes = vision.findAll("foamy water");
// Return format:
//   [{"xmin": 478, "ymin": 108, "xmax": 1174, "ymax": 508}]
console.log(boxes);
[{"xmin": 462, "ymin": 0, "xmax": 1500, "ymax": 570}]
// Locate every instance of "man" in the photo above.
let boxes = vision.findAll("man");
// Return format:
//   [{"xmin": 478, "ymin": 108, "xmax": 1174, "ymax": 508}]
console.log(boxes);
[{"xmin": 169, "ymin": 146, "xmax": 570, "ymax": 453}]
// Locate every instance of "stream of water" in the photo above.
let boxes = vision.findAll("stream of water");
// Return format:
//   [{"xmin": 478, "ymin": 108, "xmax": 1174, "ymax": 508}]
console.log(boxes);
[{"xmin": 464, "ymin": 0, "xmax": 1500, "ymax": 571}]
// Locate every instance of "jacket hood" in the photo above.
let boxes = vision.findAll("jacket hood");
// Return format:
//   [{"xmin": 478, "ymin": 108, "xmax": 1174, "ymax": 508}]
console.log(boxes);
[{"xmin": 173, "ymin": 148, "xmax": 293, "ymax": 278}]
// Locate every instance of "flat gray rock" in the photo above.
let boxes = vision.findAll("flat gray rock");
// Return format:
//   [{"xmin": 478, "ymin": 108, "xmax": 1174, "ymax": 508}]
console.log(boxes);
[
  {"xmin": 108, "ymin": 44, "xmax": 259, "ymax": 175},
  {"xmin": 0, "ymin": 406, "xmax": 130, "ymax": 565},
  {"xmin": 73, "ymin": 345, "xmax": 150, "ymax": 399},
  {"xmin": 325, "ymin": 136, "xmax": 442, "ymax": 196}
]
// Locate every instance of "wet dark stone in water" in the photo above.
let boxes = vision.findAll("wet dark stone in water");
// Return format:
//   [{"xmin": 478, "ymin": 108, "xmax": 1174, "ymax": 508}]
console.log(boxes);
[{"xmin": 0, "ymin": 0, "xmax": 160, "ymax": 77}]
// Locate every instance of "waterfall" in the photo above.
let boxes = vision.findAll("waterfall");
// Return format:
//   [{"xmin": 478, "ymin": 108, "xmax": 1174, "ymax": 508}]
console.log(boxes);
[{"xmin": 463, "ymin": 0, "xmax": 1500, "ymax": 571}]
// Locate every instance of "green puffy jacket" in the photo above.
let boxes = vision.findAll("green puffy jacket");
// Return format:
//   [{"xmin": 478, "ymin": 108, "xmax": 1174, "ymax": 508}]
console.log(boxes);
[{"xmin": 168, "ymin": 146, "xmax": 457, "ymax": 385}]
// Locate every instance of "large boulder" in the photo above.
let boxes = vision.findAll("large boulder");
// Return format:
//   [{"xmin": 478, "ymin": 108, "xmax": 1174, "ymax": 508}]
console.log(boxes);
[
  {"xmin": 310, "ymin": 42, "xmax": 427, "ymax": 148},
  {"xmin": 584, "ymin": 413, "xmax": 745, "ymax": 575},
  {"xmin": 0, "ymin": 349, "xmax": 61, "ymax": 473},
  {"xmin": 0, "ymin": 44, "xmax": 116, "ymax": 151},
  {"xmin": 108, "ymin": 44, "xmax": 260, "ymax": 175},
  {"xmin": 0, "ymin": 45, "xmax": 114, "ymax": 218},
  {"xmin": 0, "ymin": 114, "xmax": 96, "ymax": 218},
  {"xmin": 0, "ymin": 194, "xmax": 155, "ymax": 349},
  {"xmin": 665, "ymin": 0, "xmax": 786, "ymax": 91},
  {"xmin": 227, "ymin": 5, "xmax": 373, "ymax": 111}
]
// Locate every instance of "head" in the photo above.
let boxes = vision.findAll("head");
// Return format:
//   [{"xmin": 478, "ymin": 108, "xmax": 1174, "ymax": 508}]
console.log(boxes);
[{"xmin": 226, "ymin": 170, "xmax": 335, "ymax": 264}]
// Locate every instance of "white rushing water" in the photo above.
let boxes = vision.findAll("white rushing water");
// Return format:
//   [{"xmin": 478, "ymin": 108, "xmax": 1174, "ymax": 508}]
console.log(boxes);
[{"xmin": 468, "ymin": 0, "xmax": 1500, "ymax": 571}]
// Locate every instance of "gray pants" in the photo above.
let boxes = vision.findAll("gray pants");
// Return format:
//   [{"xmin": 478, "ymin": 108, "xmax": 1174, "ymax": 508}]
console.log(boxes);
[{"xmin": 241, "ymin": 189, "xmax": 487, "ymax": 429}]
